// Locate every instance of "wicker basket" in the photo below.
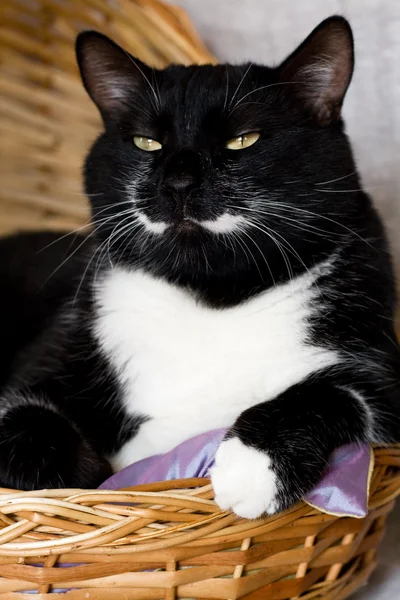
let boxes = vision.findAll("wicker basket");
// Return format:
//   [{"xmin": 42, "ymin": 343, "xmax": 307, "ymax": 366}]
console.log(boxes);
[
  {"xmin": 1, "ymin": 1, "xmax": 400, "ymax": 598},
  {"xmin": 0, "ymin": 452, "xmax": 399, "ymax": 599}
]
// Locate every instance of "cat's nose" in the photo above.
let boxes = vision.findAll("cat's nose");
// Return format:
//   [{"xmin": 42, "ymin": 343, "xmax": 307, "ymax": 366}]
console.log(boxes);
[
  {"xmin": 163, "ymin": 151, "xmax": 202, "ymax": 196},
  {"xmin": 163, "ymin": 171, "xmax": 197, "ymax": 194}
]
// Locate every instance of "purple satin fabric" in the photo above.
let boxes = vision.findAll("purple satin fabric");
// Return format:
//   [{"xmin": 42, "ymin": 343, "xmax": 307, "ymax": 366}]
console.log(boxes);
[
  {"xmin": 100, "ymin": 429, "xmax": 227, "ymax": 488},
  {"xmin": 100, "ymin": 430, "xmax": 372, "ymax": 518},
  {"xmin": 304, "ymin": 443, "xmax": 372, "ymax": 517}
]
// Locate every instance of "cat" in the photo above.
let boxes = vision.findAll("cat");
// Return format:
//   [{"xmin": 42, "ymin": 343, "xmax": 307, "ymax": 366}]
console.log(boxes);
[{"xmin": 0, "ymin": 15, "xmax": 399, "ymax": 519}]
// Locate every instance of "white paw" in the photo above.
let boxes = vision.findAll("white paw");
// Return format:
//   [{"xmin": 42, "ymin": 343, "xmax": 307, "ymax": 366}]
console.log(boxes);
[{"xmin": 210, "ymin": 437, "xmax": 279, "ymax": 519}]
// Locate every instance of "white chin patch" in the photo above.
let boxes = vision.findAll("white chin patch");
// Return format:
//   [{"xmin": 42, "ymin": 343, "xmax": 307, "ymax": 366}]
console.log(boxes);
[
  {"xmin": 198, "ymin": 213, "xmax": 245, "ymax": 234},
  {"xmin": 137, "ymin": 212, "xmax": 168, "ymax": 234}
]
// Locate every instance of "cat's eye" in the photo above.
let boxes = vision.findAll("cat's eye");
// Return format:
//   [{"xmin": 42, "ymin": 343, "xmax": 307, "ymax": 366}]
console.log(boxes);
[
  {"xmin": 225, "ymin": 132, "xmax": 260, "ymax": 150},
  {"xmin": 133, "ymin": 136, "xmax": 162, "ymax": 152}
]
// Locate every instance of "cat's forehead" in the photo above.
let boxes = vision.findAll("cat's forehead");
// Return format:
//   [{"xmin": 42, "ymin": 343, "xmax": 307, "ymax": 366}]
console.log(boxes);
[
  {"xmin": 138, "ymin": 63, "xmax": 275, "ymax": 136},
  {"xmin": 157, "ymin": 63, "xmax": 268, "ymax": 107},
  {"xmin": 121, "ymin": 62, "xmax": 280, "ymax": 145}
]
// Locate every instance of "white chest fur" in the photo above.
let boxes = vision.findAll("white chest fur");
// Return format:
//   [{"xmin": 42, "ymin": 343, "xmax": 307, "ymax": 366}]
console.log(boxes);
[{"xmin": 94, "ymin": 266, "xmax": 338, "ymax": 470}]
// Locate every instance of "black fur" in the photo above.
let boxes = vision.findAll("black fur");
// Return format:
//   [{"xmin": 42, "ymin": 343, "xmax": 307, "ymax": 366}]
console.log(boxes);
[{"xmin": 0, "ymin": 16, "xmax": 399, "ymax": 513}]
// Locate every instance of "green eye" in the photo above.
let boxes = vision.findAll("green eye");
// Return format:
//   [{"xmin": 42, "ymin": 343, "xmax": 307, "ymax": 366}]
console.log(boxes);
[
  {"xmin": 225, "ymin": 132, "xmax": 260, "ymax": 150},
  {"xmin": 133, "ymin": 136, "xmax": 162, "ymax": 152}
]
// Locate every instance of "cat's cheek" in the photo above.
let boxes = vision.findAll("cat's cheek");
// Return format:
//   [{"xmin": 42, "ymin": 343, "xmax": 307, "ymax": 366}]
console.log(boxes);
[{"xmin": 210, "ymin": 437, "xmax": 279, "ymax": 520}]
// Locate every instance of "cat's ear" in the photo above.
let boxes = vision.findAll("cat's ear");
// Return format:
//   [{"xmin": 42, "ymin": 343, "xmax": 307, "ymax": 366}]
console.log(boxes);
[
  {"xmin": 278, "ymin": 16, "xmax": 354, "ymax": 125},
  {"xmin": 76, "ymin": 31, "xmax": 152, "ymax": 120}
]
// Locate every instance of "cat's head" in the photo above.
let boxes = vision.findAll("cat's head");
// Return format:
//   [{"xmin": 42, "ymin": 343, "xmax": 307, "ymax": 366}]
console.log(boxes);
[{"xmin": 77, "ymin": 16, "xmax": 359, "ymax": 297}]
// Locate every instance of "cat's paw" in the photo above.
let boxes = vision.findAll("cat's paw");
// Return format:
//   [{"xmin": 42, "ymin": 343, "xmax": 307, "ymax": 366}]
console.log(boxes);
[{"xmin": 210, "ymin": 437, "xmax": 279, "ymax": 519}]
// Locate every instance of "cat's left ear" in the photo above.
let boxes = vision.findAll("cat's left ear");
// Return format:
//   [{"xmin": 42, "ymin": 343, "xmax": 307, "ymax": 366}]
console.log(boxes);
[
  {"xmin": 278, "ymin": 16, "xmax": 354, "ymax": 125},
  {"xmin": 76, "ymin": 31, "xmax": 154, "ymax": 121}
]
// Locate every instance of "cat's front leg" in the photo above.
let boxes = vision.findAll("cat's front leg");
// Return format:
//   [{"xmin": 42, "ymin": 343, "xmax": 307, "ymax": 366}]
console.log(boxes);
[{"xmin": 211, "ymin": 378, "xmax": 371, "ymax": 519}]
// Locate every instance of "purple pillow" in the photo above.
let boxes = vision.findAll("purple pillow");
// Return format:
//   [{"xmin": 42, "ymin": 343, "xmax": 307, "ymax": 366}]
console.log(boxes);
[{"xmin": 100, "ymin": 430, "xmax": 373, "ymax": 518}]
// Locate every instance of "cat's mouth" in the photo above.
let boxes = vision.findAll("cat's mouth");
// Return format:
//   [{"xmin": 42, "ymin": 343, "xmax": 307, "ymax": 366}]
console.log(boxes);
[
  {"xmin": 137, "ymin": 211, "xmax": 245, "ymax": 237},
  {"xmin": 171, "ymin": 218, "xmax": 200, "ymax": 235},
  {"xmin": 136, "ymin": 211, "xmax": 200, "ymax": 236}
]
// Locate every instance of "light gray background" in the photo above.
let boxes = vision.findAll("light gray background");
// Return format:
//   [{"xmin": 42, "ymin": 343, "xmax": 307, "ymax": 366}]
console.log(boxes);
[{"xmin": 167, "ymin": 1, "xmax": 400, "ymax": 597}]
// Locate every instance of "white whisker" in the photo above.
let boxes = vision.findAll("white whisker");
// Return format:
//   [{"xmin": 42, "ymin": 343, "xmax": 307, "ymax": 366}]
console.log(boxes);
[
  {"xmin": 315, "ymin": 171, "xmax": 357, "ymax": 186},
  {"xmin": 228, "ymin": 63, "xmax": 253, "ymax": 109},
  {"xmin": 230, "ymin": 80, "xmax": 298, "ymax": 113}
]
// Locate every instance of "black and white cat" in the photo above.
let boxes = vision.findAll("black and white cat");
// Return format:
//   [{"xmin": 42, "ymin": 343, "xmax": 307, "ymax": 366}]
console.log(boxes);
[{"xmin": 0, "ymin": 16, "xmax": 399, "ymax": 519}]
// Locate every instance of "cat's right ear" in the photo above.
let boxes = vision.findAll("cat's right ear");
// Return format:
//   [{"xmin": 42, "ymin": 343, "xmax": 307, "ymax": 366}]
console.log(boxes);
[{"xmin": 76, "ymin": 31, "xmax": 151, "ymax": 120}]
